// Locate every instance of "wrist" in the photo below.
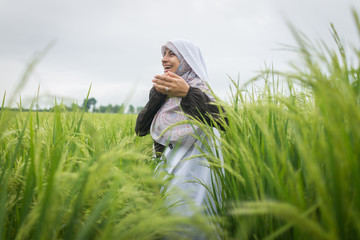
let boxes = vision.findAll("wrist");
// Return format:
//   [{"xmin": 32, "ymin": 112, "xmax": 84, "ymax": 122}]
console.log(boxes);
[
  {"xmin": 151, "ymin": 87, "xmax": 167, "ymax": 98},
  {"xmin": 181, "ymin": 85, "xmax": 191, "ymax": 98}
]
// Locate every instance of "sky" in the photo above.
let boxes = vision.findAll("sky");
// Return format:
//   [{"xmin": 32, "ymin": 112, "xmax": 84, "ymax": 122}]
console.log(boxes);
[{"xmin": 0, "ymin": 0, "xmax": 359, "ymax": 109}]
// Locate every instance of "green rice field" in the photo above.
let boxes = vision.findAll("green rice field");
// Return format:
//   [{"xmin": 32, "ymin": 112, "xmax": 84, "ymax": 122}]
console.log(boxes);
[{"xmin": 1, "ymin": 11, "xmax": 360, "ymax": 240}]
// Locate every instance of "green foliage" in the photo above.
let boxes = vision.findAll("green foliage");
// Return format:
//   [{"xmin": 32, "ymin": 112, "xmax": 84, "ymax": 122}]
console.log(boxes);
[
  {"xmin": 0, "ymin": 109, "xmax": 212, "ymax": 239},
  {"xmin": 207, "ymin": 10, "xmax": 360, "ymax": 240},
  {"xmin": 1, "ymin": 9, "xmax": 360, "ymax": 240}
]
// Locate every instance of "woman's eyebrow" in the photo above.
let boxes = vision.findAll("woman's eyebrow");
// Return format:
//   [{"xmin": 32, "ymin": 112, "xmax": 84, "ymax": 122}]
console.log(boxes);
[{"xmin": 163, "ymin": 49, "xmax": 174, "ymax": 56}]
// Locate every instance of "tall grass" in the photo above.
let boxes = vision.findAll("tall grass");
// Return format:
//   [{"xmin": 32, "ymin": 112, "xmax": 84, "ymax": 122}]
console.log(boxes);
[
  {"xmin": 1, "ymin": 10, "xmax": 360, "ymax": 240},
  {"xmin": 206, "ymin": 9, "xmax": 360, "ymax": 240},
  {"xmin": 0, "ymin": 107, "xmax": 213, "ymax": 239}
]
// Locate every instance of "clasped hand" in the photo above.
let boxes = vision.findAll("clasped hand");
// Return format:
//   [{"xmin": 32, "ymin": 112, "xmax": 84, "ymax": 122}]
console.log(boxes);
[{"xmin": 152, "ymin": 72, "xmax": 190, "ymax": 98}]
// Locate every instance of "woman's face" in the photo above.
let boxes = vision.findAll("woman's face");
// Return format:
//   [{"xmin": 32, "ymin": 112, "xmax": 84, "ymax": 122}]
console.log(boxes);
[{"xmin": 162, "ymin": 48, "xmax": 180, "ymax": 73}]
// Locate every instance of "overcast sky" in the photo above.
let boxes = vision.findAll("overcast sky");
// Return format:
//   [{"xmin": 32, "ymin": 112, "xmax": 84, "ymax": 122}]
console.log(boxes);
[{"xmin": 1, "ymin": 0, "xmax": 359, "ymax": 109}]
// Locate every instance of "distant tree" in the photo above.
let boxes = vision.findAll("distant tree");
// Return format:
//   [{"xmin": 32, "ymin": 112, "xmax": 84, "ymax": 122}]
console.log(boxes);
[
  {"xmin": 83, "ymin": 103, "xmax": 128, "ymax": 114},
  {"xmin": 82, "ymin": 98, "xmax": 97, "ymax": 112},
  {"xmin": 112, "ymin": 104, "xmax": 125, "ymax": 113},
  {"xmin": 128, "ymin": 104, "xmax": 135, "ymax": 114},
  {"xmin": 65, "ymin": 105, "xmax": 72, "ymax": 111},
  {"xmin": 106, "ymin": 104, "xmax": 113, "ymax": 113},
  {"xmin": 99, "ymin": 105, "xmax": 107, "ymax": 113},
  {"xmin": 88, "ymin": 98, "xmax": 97, "ymax": 112},
  {"xmin": 112, "ymin": 105, "xmax": 120, "ymax": 113}
]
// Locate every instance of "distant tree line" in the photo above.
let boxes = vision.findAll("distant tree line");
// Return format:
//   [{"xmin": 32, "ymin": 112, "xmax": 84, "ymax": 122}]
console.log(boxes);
[{"xmin": 0, "ymin": 97, "xmax": 144, "ymax": 114}]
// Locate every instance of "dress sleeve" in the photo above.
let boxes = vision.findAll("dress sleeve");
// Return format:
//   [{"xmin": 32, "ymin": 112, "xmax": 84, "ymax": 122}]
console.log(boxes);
[
  {"xmin": 180, "ymin": 86, "xmax": 228, "ymax": 131},
  {"xmin": 135, "ymin": 87, "xmax": 167, "ymax": 136}
]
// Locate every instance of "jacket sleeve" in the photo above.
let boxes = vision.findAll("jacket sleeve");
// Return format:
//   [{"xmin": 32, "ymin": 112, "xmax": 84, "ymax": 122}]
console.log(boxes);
[
  {"xmin": 180, "ymin": 86, "xmax": 228, "ymax": 131},
  {"xmin": 135, "ymin": 87, "xmax": 167, "ymax": 136}
]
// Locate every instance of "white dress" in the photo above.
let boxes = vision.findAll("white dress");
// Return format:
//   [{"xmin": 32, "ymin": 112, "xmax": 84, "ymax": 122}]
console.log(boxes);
[{"xmin": 155, "ymin": 128, "xmax": 223, "ymax": 216}]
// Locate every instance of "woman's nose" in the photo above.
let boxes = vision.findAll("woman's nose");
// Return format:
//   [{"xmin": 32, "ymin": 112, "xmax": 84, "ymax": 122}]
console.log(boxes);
[{"xmin": 162, "ymin": 54, "xmax": 169, "ymax": 62}]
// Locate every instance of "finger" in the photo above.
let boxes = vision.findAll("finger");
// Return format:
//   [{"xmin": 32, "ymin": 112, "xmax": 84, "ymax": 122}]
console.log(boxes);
[
  {"xmin": 167, "ymin": 71, "xmax": 176, "ymax": 77},
  {"xmin": 154, "ymin": 84, "xmax": 169, "ymax": 95},
  {"xmin": 154, "ymin": 74, "xmax": 172, "ymax": 82},
  {"xmin": 153, "ymin": 84, "xmax": 162, "ymax": 93},
  {"xmin": 167, "ymin": 71, "xmax": 180, "ymax": 78},
  {"xmin": 162, "ymin": 85, "xmax": 170, "ymax": 93},
  {"xmin": 155, "ymin": 87, "xmax": 162, "ymax": 94},
  {"xmin": 154, "ymin": 75, "xmax": 167, "ymax": 81},
  {"xmin": 153, "ymin": 82, "xmax": 168, "ymax": 89},
  {"xmin": 152, "ymin": 78, "xmax": 167, "ymax": 86}
]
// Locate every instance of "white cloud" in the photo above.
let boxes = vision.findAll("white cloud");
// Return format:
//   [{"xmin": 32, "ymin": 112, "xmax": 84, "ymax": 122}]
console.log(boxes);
[{"xmin": 0, "ymin": 0, "xmax": 359, "ymax": 108}]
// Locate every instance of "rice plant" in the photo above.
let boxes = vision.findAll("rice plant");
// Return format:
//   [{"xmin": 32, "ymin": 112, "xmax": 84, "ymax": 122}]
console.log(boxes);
[
  {"xmin": 0, "ymin": 104, "xmax": 214, "ymax": 239},
  {"xmin": 1, "ymin": 9, "xmax": 360, "ymax": 240},
  {"xmin": 206, "ymin": 9, "xmax": 360, "ymax": 240}
]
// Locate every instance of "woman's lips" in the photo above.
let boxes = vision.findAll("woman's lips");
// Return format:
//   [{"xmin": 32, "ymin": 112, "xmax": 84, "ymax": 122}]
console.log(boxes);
[{"xmin": 163, "ymin": 66, "xmax": 172, "ymax": 72}]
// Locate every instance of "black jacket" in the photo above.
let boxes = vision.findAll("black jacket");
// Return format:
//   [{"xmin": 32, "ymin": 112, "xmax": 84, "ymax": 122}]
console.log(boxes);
[{"xmin": 135, "ymin": 86, "xmax": 227, "ymax": 154}]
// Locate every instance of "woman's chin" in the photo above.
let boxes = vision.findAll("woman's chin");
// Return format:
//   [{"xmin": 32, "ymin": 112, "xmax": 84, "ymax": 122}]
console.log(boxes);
[{"xmin": 164, "ymin": 69, "xmax": 175, "ymax": 74}]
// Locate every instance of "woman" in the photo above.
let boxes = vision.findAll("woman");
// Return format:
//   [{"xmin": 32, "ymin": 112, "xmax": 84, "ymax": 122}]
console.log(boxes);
[{"xmin": 135, "ymin": 39, "xmax": 226, "ymax": 217}]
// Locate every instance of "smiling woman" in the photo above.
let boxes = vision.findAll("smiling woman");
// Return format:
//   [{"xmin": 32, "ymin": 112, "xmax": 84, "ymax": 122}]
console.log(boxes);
[
  {"xmin": 135, "ymin": 39, "xmax": 227, "ymax": 237},
  {"xmin": 162, "ymin": 49, "xmax": 180, "ymax": 73}
]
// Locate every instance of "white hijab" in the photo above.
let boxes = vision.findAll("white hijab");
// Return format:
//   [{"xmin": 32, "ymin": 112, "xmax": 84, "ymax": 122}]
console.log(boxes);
[{"xmin": 150, "ymin": 39, "xmax": 214, "ymax": 147}]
